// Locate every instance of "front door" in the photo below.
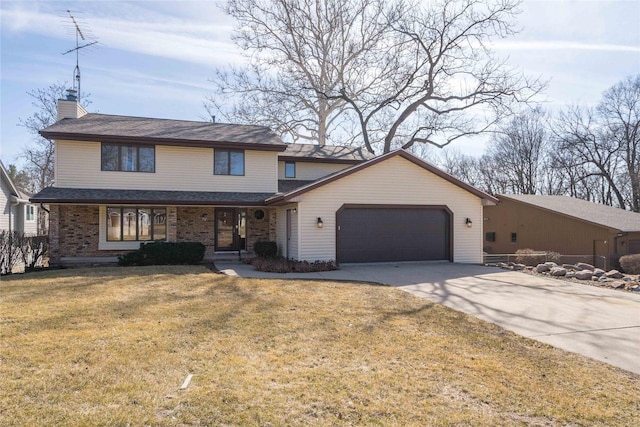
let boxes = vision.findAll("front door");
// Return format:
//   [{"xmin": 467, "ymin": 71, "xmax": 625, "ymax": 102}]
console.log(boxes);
[{"xmin": 215, "ymin": 208, "xmax": 246, "ymax": 251}]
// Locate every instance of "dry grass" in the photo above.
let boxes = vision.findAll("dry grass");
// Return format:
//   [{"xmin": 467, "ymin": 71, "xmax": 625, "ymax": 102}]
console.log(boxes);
[{"xmin": 1, "ymin": 266, "xmax": 639, "ymax": 426}]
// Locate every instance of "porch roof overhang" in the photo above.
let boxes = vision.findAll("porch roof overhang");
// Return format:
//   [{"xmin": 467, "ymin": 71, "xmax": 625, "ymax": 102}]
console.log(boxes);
[{"xmin": 30, "ymin": 187, "xmax": 274, "ymax": 206}]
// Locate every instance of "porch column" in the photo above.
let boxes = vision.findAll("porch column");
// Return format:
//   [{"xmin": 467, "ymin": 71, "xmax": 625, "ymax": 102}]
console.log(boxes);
[
  {"xmin": 167, "ymin": 206, "xmax": 177, "ymax": 242},
  {"xmin": 48, "ymin": 205, "xmax": 60, "ymax": 264}
]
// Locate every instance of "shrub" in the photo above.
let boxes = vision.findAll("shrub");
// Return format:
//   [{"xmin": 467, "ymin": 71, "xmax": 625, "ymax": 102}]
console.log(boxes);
[
  {"xmin": 118, "ymin": 241, "xmax": 205, "ymax": 266},
  {"xmin": 253, "ymin": 241, "xmax": 278, "ymax": 258},
  {"xmin": 0, "ymin": 231, "xmax": 49, "ymax": 275},
  {"xmin": 514, "ymin": 248, "xmax": 546, "ymax": 266},
  {"xmin": 250, "ymin": 256, "xmax": 337, "ymax": 273},
  {"xmin": 545, "ymin": 251, "xmax": 562, "ymax": 264},
  {"xmin": 619, "ymin": 254, "xmax": 640, "ymax": 274}
]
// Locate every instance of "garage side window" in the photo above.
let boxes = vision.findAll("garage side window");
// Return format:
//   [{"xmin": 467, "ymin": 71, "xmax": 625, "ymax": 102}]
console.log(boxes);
[
  {"xmin": 485, "ymin": 232, "xmax": 496, "ymax": 242},
  {"xmin": 511, "ymin": 232, "xmax": 517, "ymax": 243}
]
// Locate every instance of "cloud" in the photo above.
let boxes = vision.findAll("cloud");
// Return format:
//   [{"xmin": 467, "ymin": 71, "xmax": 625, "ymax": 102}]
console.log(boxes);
[
  {"xmin": 1, "ymin": 3, "xmax": 245, "ymax": 69},
  {"xmin": 492, "ymin": 40, "xmax": 640, "ymax": 53}
]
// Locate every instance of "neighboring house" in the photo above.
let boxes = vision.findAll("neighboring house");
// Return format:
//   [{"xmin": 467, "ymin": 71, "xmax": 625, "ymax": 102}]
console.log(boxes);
[
  {"xmin": 483, "ymin": 194, "xmax": 640, "ymax": 268},
  {"xmin": 31, "ymin": 95, "xmax": 497, "ymax": 265},
  {"xmin": 1, "ymin": 160, "xmax": 38, "ymax": 236}
]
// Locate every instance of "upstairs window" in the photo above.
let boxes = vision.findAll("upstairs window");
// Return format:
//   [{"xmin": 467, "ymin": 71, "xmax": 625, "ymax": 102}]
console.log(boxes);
[
  {"xmin": 285, "ymin": 161, "xmax": 296, "ymax": 178},
  {"xmin": 102, "ymin": 143, "xmax": 155, "ymax": 172},
  {"xmin": 214, "ymin": 149, "xmax": 244, "ymax": 175}
]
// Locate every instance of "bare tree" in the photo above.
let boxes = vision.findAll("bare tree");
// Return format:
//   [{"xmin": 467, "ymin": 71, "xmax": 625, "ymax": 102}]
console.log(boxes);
[
  {"xmin": 553, "ymin": 105, "xmax": 628, "ymax": 209},
  {"xmin": 208, "ymin": 0, "xmax": 542, "ymax": 154},
  {"xmin": 331, "ymin": 0, "xmax": 544, "ymax": 153},
  {"xmin": 19, "ymin": 82, "xmax": 90, "ymax": 192},
  {"xmin": 597, "ymin": 75, "xmax": 640, "ymax": 211},
  {"xmin": 485, "ymin": 107, "xmax": 549, "ymax": 194},
  {"xmin": 206, "ymin": 0, "xmax": 394, "ymax": 146}
]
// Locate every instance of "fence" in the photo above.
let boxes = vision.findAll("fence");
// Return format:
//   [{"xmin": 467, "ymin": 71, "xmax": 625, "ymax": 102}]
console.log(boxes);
[{"xmin": 484, "ymin": 253, "xmax": 607, "ymax": 270}]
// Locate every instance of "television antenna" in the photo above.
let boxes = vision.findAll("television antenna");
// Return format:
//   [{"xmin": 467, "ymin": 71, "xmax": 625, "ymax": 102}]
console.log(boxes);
[{"xmin": 62, "ymin": 10, "xmax": 98, "ymax": 102}]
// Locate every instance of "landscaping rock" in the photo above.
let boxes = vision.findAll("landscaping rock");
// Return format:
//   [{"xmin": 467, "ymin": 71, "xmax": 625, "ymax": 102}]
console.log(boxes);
[
  {"xmin": 545, "ymin": 262, "xmax": 558, "ymax": 268},
  {"xmin": 593, "ymin": 268, "xmax": 605, "ymax": 277},
  {"xmin": 604, "ymin": 270, "xmax": 624, "ymax": 279},
  {"xmin": 508, "ymin": 262, "xmax": 516, "ymax": 267},
  {"xmin": 631, "ymin": 286, "xmax": 640, "ymax": 293},
  {"xmin": 496, "ymin": 262, "xmax": 509, "ymax": 269},
  {"xmin": 565, "ymin": 272, "xmax": 575, "ymax": 279},
  {"xmin": 536, "ymin": 264, "xmax": 550, "ymax": 273},
  {"xmin": 623, "ymin": 276, "xmax": 633, "ymax": 282},
  {"xmin": 563, "ymin": 264, "xmax": 578, "ymax": 270},
  {"xmin": 550, "ymin": 267, "xmax": 567, "ymax": 277},
  {"xmin": 575, "ymin": 262, "xmax": 595, "ymax": 271},
  {"xmin": 574, "ymin": 270, "xmax": 593, "ymax": 280},
  {"xmin": 598, "ymin": 277, "xmax": 614, "ymax": 283},
  {"xmin": 610, "ymin": 281, "xmax": 626, "ymax": 289},
  {"xmin": 513, "ymin": 264, "xmax": 526, "ymax": 271}
]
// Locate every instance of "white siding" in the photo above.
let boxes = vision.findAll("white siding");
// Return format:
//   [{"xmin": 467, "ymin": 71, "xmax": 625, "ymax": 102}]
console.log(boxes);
[
  {"xmin": 98, "ymin": 205, "xmax": 147, "ymax": 251},
  {"xmin": 278, "ymin": 161, "xmax": 349, "ymax": 180},
  {"xmin": 275, "ymin": 204, "xmax": 299, "ymax": 258},
  {"xmin": 295, "ymin": 156, "xmax": 484, "ymax": 263},
  {"xmin": 0, "ymin": 177, "xmax": 10, "ymax": 231},
  {"xmin": 56, "ymin": 140, "xmax": 278, "ymax": 192}
]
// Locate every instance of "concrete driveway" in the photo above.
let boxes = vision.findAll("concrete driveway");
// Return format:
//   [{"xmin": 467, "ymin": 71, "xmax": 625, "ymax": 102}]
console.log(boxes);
[{"xmin": 215, "ymin": 261, "xmax": 640, "ymax": 375}]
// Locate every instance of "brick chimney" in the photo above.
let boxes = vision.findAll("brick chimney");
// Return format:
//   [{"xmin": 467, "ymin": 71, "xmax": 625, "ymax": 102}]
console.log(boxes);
[{"xmin": 56, "ymin": 89, "xmax": 88, "ymax": 121}]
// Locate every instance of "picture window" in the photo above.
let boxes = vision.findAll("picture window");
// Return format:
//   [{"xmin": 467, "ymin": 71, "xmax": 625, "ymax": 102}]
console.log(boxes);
[
  {"xmin": 214, "ymin": 149, "xmax": 244, "ymax": 175},
  {"xmin": 107, "ymin": 207, "xmax": 166, "ymax": 241}
]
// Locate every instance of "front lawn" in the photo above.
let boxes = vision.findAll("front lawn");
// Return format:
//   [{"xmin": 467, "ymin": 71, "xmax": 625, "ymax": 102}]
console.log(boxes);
[{"xmin": 1, "ymin": 266, "xmax": 638, "ymax": 426}]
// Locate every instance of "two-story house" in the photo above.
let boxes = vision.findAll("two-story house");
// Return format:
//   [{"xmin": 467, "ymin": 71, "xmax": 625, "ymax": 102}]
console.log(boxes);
[{"xmin": 31, "ymin": 94, "xmax": 497, "ymax": 265}]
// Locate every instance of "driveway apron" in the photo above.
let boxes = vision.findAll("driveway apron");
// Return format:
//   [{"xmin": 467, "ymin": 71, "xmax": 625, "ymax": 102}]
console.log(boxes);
[{"xmin": 215, "ymin": 261, "xmax": 640, "ymax": 375}]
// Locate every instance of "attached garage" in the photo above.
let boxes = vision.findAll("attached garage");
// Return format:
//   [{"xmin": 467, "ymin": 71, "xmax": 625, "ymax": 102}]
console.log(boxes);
[
  {"xmin": 267, "ymin": 150, "xmax": 498, "ymax": 264},
  {"xmin": 336, "ymin": 205, "xmax": 452, "ymax": 263}
]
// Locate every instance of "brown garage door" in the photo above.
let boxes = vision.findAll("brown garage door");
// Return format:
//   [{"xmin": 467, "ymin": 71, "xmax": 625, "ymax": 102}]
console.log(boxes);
[{"xmin": 337, "ymin": 206, "xmax": 451, "ymax": 263}]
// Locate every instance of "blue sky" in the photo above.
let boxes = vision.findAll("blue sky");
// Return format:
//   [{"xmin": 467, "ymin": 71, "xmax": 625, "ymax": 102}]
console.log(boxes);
[{"xmin": 1, "ymin": 0, "xmax": 639, "ymax": 166}]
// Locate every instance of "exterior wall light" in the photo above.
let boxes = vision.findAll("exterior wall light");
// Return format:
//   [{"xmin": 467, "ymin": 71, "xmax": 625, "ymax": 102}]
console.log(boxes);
[
  {"xmin": 200, "ymin": 213, "xmax": 209, "ymax": 222},
  {"xmin": 465, "ymin": 218, "xmax": 473, "ymax": 228},
  {"xmin": 317, "ymin": 217, "xmax": 324, "ymax": 228}
]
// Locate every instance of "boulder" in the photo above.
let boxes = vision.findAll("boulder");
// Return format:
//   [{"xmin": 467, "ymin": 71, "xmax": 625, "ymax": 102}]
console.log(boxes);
[
  {"xmin": 604, "ymin": 270, "xmax": 624, "ymax": 279},
  {"xmin": 598, "ymin": 277, "xmax": 614, "ymax": 283},
  {"xmin": 550, "ymin": 267, "xmax": 567, "ymax": 277},
  {"xmin": 496, "ymin": 262, "xmax": 509, "ymax": 269},
  {"xmin": 610, "ymin": 281, "xmax": 625, "ymax": 289},
  {"xmin": 593, "ymin": 268, "xmax": 605, "ymax": 277},
  {"xmin": 536, "ymin": 264, "xmax": 551, "ymax": 273},
  {"xmin": 545, "ymin": 262, "xmax": 558, "ymax": 268},
  {"xmin": 574, "ymin": 270, "xmax": 593, "ymax": 280},
  {"xmin": 513, "ymin": 264, "xmax": 526, "ymax": 271},
  {"xmin": 565, "ymin": 272, "xmax": 575, "ymax": 279},
  {"xmin": 575, "ymin": 262, "xmax": 595, "ymax": 271},
  {"xmin": 562, "ymin": 264, "xmax": 578, "ymax": 270}
]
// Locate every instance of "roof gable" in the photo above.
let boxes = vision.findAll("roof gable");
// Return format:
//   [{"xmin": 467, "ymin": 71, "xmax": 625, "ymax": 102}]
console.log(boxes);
[
  {"xmin": 267, "ymin": 150, "xmax": 498, "ymax": 205},
  {"xmin": 1, "ymin": 160, "xmax": 20, "ymax": 197},
  {"xmin": 498, "ymin": 194, "xmax": 640, "ymax": 232},
  {"xmin": 39, "ymin": 114, "xmax": 286, "ymax": 151}
]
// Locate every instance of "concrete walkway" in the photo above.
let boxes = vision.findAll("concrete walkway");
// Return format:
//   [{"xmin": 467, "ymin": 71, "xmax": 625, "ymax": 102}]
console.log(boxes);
[{"xmin": 215, "ymin": 261, "xmax": 640, "ymax": 375}]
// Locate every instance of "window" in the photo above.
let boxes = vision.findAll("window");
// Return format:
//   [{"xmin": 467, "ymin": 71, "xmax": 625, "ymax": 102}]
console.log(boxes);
[
  {"xmin": 214, "ymin": 149, "xmax": 244, "ymax": 175},
  {"xmin": 107, "ymin": 207, "xmax": 166, "ymax": 241},
  {"xmin": 285, "ymin": 161, "xmax": 296, "ymax": 178},
  {"xmin": 511, "ymin": 232, "xmax": 517, "ymax": 243},
  {"xmin": 485, "ymin": 232, "xmax": 496, "ymax": 242},
  {"xmin": 26, "ymin": 205, "xmax": 35, "ymax": 221},
  {"xmin": 102, "ymin": 143, "xmax": 155, "ymax": 172}
]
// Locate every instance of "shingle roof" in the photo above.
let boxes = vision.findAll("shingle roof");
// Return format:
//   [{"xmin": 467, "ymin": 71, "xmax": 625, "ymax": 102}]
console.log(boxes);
[
  {"xmin": 278, "ymin": 180, "xmax": 316, "ymax": 193},
  {"xmin": 40, "ymin": 114, "xmax": 286, "ymax": 150},
  {"xmin": 30, "ymin": 187, "xmax": 273, "ymax": 206},
  {"xmin": 499, "ymin": 194, "xmax": 640, "ymax": 232},
  {"xmin": 279, "ymin": 143, "xmax": 375, "ymax": 163}
]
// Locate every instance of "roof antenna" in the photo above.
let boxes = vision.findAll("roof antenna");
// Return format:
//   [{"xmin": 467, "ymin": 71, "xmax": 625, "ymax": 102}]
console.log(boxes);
[{"xmin": 62, "ymin": 10, "xmax": 98, "ymax": 103}]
